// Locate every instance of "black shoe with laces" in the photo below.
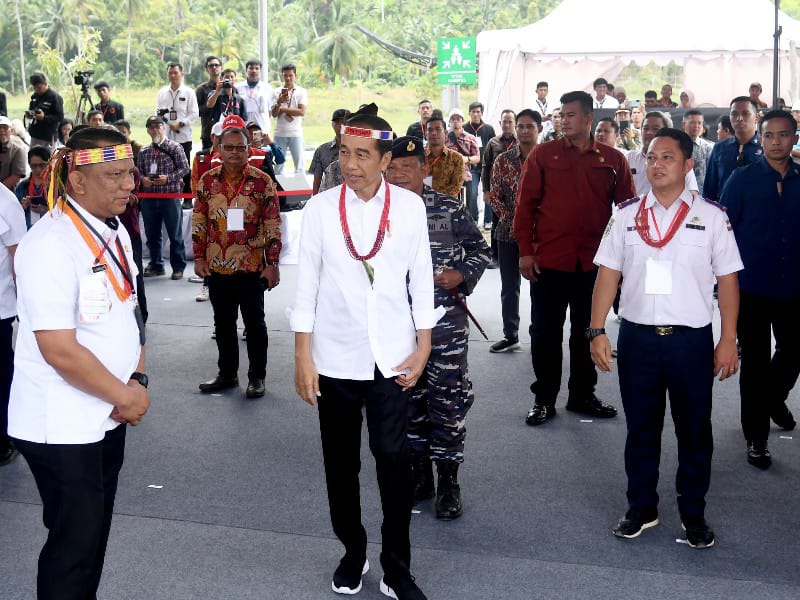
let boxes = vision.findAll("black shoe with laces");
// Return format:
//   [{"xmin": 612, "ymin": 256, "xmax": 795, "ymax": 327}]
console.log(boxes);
[
  {"xmin": 525, "ymin": 404, "xmax": 556, "ymax": 426},
  {"xmin": 566, "ymin": 394, "xmax": 617, "ymax": 418},
  {"xmin": 380, "ymin": 572, "xmax": 427, "ymax": 600},
  {"xmin": 771, "ymin": 403, "xmax": 796, "ymax": 431},
  {"xmin": 747, "ymin": 440, "xmax": 772, "ymax": 469},
  {"xmin": 0, "ymin": 443, "xmax": 19, "ymax": 466},
  {"xmin": 489, "ymin": 338, "xmax": 520, "ymax": 353},
  {"xmin": 682, "ymin": 516, "xmax": 715, "ymax": 549},
  {"xmin": 332, "ymin": 556, "xmax": 369, "ymax": 595},
  {"xmin": 612, "ymin": 506, "xmax": 659, "ymax": 539}
]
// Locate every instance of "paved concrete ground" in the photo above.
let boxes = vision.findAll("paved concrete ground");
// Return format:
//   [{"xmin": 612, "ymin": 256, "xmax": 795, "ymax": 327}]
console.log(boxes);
[{"xmin": 2, "ymin": 263, "xmax": 799, "ymax": 599}]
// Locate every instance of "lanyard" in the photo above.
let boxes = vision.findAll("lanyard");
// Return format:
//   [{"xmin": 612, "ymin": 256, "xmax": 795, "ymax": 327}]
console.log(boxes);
[
  {"xmin": 65, "ymin": 201, "xmax": 134, "ymax": 301},
  {"xmin": 339, "ymin": 180, "xmax": 391, "ymax": 261},
  {"xmin": 28, "ymin": 179, "xmax": 42, "ymax": 197},
  {"xmin": 223, "ymin": 169, "xmax": 249, "ymax": 205},
  {"xmin": 427, "ymin": 153, "xmax": 442, "ymax": 171},
  {"xmin": 636, "ymin": 193, "xmax": 692, "ymax": 248}
]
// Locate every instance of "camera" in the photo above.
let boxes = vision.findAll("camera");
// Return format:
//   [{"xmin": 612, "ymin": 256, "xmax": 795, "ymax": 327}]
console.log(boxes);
[
  {"xmin": 222, "ymin": 79, "xmax": 233, "ymax": 89},
  {"xmin": 73, "ymin": 70, "xmax": 94, "ymax": 88},
  {"xmin": 157, "ymin": 108, "xmax": 170, "ymax": 117}
]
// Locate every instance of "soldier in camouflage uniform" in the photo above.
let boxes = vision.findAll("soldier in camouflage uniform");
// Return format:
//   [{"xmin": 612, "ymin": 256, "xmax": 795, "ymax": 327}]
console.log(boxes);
[{"xmin": 386, "ymin": 136, "xmax": 490, "ymax": 520}]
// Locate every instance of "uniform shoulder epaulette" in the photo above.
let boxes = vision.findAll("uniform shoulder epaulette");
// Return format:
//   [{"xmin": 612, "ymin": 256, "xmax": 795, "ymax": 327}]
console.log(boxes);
[
  {"xmin": 702, "ymin": 197, "xmax": 727, "ymax": 211},
  {"xmin": 617, "ymin": 196, "xmax": 641, "ymax": 209}
]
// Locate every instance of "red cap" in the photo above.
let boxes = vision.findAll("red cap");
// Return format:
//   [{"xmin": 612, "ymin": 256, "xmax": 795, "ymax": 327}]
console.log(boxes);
[{"xmin": 221, "ymin": 115, "xmax": 247, "ymax": 131}]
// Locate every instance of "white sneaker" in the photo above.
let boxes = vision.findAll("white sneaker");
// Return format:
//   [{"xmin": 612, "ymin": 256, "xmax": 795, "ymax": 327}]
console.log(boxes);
[{"xmin": 195, "ymin": 286, "xmax": 209, "ymax": 302}]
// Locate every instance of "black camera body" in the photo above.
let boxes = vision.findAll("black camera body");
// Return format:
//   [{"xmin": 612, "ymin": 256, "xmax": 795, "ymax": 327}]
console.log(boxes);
[
  {"xmin": 157, "ymin": 108, "xmax": 170, "ymax": 117},
  {"xmin": 222, "ymin": 79, "xmax": 233, "ymax": 89},
  {"xmin": 73, "ymin": 70, "xmax": 94, "ymax": 88}
]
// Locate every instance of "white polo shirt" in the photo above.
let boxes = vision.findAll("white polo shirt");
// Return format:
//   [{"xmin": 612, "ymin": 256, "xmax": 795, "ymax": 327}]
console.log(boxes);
[
  {"xmin": 271, "ymin": 85, "xmax": 308, "ymax": 138},
  {"xmin": 9, "ymin": 199, "xmax": 142, "ymax": 444},
  {"xmin": 290, "ymin": 179, "xmax": 443, "ymax": 380},
  {"xmin": 0, "ymin": 185, "xmax": 26, "ymax": 320},
  {"xmin": 236, "ymin": 80, "xmax": 273, "ymax": 135},
  {"xmin": 594, "ymin": 188, "xmax": 743, "ymax": 328}
]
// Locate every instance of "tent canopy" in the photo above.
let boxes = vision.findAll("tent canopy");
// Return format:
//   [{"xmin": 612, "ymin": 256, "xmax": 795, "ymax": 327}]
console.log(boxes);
[{"xmin": 477, "ymin": 0, "xmax": 800, "ymax": 121}]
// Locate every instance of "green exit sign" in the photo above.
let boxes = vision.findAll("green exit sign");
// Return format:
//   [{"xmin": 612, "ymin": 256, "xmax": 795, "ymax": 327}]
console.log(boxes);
[{"xmin": 437, "ymin": 37, "xmax": 476, "ymax": 85}]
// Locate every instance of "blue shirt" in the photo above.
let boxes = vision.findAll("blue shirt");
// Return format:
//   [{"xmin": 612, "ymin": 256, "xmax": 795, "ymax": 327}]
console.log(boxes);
[
  {"xmin": 703, "ymin": 133, "xmax": 762, "ymax": 201},
  {"xmin": 720, "ymin": 156, "xmax": 800, "ymax": 300}
]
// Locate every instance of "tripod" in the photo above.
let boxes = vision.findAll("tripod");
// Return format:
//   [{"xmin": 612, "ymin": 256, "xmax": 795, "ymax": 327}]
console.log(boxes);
[{"xmin": 75, "ymin": 85, "xmax": 95, "ymax": 124}]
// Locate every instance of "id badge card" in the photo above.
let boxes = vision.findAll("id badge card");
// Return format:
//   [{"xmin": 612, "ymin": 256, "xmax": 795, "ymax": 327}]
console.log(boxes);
[
  {"xmin": 423, "ymin": 176, "xmax": 433, "ymax": 187},
  {"xmin": 227, "ymin": 207, "xmax": 244, "ymax": 231},
  {"xmin": 79, "ymin": 271, "xmax": 111, "ymax": 322},
  {"xmin": 645, "ymin": 257, "xmax": 673, "ymax": 295},
  {"xmin": 477, "ymin": 137, "xmax": 483, "ymax": 148},
  {"xmin": 149, "ymin": 162, "xmax": 158, "ymax": 176},
  {"xmin": 169, "ymin": 109, "xmax": 178, "ymax": 121}
]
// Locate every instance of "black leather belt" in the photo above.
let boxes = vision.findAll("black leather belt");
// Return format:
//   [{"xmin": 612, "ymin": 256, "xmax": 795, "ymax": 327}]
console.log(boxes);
[{"xmin": 621, "ymin": 319, "xmax": 693, "ymax": 336}]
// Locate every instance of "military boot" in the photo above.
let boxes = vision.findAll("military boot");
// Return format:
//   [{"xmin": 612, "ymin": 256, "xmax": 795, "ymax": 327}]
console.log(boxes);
[
  {"xmin": 435, "ymin": 461, "xmax": 463, "ymax": 520},
  {"xmin": 412, "ymin": 456, "xmax": 435, "ymax": 504}
]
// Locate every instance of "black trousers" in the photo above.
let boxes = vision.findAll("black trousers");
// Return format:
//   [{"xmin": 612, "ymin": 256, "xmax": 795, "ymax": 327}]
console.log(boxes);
[
  {"xmin": 318, "ymin": 368, "xmax": 413, "ymax": 579},
  {"xmin": 496, "ymin": 240, "xmax": 521, "ymax": 341},
  {"xmin": 0, "ymin": 317, "xmax": 13, "ymax": 450},
  {"xmin": 738, "ymin": 291, "xmax": 800, "ymax": 442},
  {"xmin": 180, "ymin": 141, "xmax": 192, "ymax": 194},
  {"xmin": 208, "ymin": 272, "xmax": 268, "ymax": 380},
  {"xmin": 617, "ymin": 321, "xmax": 714, "ymax": 518},
  {"xmin": 529, "ymin": 267, "xmax": 597, "ymax": 406},
  {"xmin": 130, "ymin": 234, "xmax": 148, "ymax": 323},
  {"xmin": 13, "ymin": 425, "xmax": 126, "ymax": 600}
]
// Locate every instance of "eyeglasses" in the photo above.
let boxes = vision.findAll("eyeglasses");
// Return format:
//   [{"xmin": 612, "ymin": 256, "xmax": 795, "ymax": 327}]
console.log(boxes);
[
  {"xmin": 221, "ymin": 144, "xmax": 248, "ymax": 152},
  {"xmin": 207, "ymin": 63, "xmax": 222, "ymax": 68}
]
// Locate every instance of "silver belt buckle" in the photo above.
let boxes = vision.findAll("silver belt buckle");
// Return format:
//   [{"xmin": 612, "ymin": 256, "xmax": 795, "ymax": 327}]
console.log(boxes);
[{"xmin": 655, "ymin": 326, "xmax": 673, "ymax": 336}]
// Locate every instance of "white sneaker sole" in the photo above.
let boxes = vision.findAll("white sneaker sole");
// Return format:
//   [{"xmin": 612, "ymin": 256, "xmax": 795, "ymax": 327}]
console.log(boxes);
[
  {"xmin": 332, "ymin": 559, "xmax": 369, "ymax": 595},
  {"xmin": 614, "ymin": 517, "xmax": 659, "ymax": 539},
  {"xmin": 489, "ymin": 342, "xmax": 520, "ymax": 353},
  {"xmin": 681, "ymin": 524, "xmax": 715, "ymax": 548},
  {"xmin": 379, "ymin": 577, "xmax": 398, "ymax": 599}
]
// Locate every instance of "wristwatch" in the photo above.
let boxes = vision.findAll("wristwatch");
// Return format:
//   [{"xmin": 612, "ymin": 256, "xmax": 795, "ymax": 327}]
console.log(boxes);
[
  {"xmin": 584, "ymin": 328, "xmax": 606, "ymax": 341},
  {"xmin": 129, "ymin": 372, "xmax": 149, "ymax": 388}
]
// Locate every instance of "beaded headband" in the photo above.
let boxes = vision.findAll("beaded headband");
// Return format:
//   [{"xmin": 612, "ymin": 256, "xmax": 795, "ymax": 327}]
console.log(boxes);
[
  {"xmin": 70, "ymin": 144, "xmax": 134, "ymax": 166},
  {"xmin": 341, "ymin": 125, "xmax": 393, "ymax": 140}
]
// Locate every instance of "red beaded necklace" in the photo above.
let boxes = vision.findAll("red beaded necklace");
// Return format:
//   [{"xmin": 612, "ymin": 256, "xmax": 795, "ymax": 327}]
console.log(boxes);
[
  {"xmin": 339, "ymin": 180, "xmax": 391, "ymax": 261},
  {"xmin": 635, "ymin": 192, "xmax": 691, "ymax": 248}
]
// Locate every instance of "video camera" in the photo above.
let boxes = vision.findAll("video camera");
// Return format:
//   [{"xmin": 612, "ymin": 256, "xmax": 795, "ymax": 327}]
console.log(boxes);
[{"xmin": 73, "ymin": 70, "xmax": 94, "ymax": 90}]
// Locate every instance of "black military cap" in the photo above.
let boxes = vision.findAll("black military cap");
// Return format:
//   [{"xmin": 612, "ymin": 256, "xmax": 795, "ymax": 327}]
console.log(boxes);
[{"xmin": 391, "ymin": 136, "xmax": 425, "ymax": 159}]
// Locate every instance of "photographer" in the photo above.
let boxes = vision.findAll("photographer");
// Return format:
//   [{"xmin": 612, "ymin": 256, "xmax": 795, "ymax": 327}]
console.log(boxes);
[
  {"xmin": 27, "ymin": 72, "xmax": 64, "ymax": 149},
  {"xmin": 14, "ymin": 146, "xmax": 50, "ymax": 229},
  {"xmin": 206, "ymin": 68, "xmax": 247, "ymax": 125},
  {"xmin": 156, "ymin": 62, "xmax": 199, "ymax": 199}
]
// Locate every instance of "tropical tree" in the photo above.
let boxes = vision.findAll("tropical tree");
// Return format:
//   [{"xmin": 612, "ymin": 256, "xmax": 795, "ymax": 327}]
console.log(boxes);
[
  {"xmin": 313, "ymin": 0, "xmax": 362, "ymax": 84},
  {"xmin": 124, "ymin": 0, "xmax": 148, "ymax": 87}
]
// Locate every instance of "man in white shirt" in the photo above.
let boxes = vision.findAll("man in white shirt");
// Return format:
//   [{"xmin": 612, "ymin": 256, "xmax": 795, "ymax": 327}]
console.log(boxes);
[
  {"xmin": 270, "ymin": 63, "xmax": 307, "ymax": 174},
  {"xmin": 291, "ymin": 112, "xmax": 436, "ymax": 600},
  {"xmin": 8, "ymin": 127, "xmax": 151, "ymax": 597},
  {"xmin": 155, "ymin": 62, "xmax": 199, "ymax": 195},
  {"xmin": 593, "ymin": 77, "xmax": 620, "ymax": 109},
  {"xmin": 236, "ymin": 59, "xmax": 272, "ymax": 135},
  {"xmin": 0, "ymin": 184, "xmax": 26, "ymax": 465}
]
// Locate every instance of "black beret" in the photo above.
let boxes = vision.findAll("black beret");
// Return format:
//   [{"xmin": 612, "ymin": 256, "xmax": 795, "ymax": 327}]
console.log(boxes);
[{"xmin": 391, "ymin": 136, "xmax": 425, "ymax": 159}]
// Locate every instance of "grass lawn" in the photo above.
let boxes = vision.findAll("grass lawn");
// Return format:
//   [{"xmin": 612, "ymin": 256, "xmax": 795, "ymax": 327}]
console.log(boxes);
[{"xmin": 5, "ymin": 85, "xmax": 479, "ymax": 168}]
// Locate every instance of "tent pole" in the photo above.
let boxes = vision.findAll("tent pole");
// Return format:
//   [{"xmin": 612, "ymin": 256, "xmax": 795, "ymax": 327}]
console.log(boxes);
[{"xmin": 774, "ymin": 0, "xmax": 782, "ymax": 108}]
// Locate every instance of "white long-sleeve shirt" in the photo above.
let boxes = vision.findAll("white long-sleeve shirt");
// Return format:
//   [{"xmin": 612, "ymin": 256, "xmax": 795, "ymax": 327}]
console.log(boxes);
[
  {"xmin": 155, "ymin": 84, "xmax": 199, "ymax": 144},
  {"xmin": 290, "ymin": 179, "xmax": 441, "ymax": 380}
]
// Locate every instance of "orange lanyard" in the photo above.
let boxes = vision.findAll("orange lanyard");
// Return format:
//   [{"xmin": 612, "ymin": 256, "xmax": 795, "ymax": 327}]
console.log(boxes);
[{"xmin": 65, "ymin": 205, "xmax": 133, "ymax": 302}]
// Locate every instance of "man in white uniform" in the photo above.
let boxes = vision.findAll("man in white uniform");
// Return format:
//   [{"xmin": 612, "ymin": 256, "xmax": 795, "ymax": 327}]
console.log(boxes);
[
  {"xmin": 8, "ymin": 127, "xmax": 151, "ymax": 598},
  {"xmin": 236, "ymin": 59, "xmax": 272, "ymax": 135}
]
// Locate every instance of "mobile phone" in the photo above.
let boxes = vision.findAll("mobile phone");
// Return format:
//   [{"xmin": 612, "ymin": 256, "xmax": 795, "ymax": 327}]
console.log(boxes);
[
  {"xmin": 29, "ymin": 195, "xmax": 46, "ymax": 206},
  {"xmin": 619, "ymin": 120, "xmax": 630, "ymax": 135}
]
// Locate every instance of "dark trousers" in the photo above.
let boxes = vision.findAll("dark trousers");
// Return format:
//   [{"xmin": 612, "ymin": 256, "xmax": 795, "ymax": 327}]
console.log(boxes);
[
  {"xmin": 617, "ymin": 321, "xmax": 714, "ymax": 518},
  {"xmin": 0, "ymin": 317, "xmax": 13, "ymax": 451},
  {"xmin": 318, "ymin": 368, "xmax": 413, "ymax": 579},
  {"xmin": 529, "ymin": 267, "xmax": 597, "ymax": 405},
  {"xmin": 139, "ymin": 197, "xmax": 186, "ymax": 272},
  {"xmin": 497, "ymin": 240, "xmax": 521, "ymax": 341},
  {"xmin": 463, "ymin": 182, "xmax": 478, "ymax": 222},
  {"xmin": 130, "ymin": 234, "xmax": 148, "ymax": 323},
  {"xmin": 13, "ymin": 425, "xmax": 126, "ymax": 600},
  {"xmin": 180, "ymin": 141, "xmax": 192, "ymax": 195},
  {"xmin": 738, "ymin": 292, "xmax": 800, "ymax": 442},
  {"xmin": 208, "ymin": 272, "xmax": 267, "ymax": 380}
]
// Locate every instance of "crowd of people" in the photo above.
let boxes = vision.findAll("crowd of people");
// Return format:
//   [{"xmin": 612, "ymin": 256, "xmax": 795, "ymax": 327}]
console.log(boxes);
[{"xmin": 0, "ymin": 67, "xmax": 798, "ymax": 600}]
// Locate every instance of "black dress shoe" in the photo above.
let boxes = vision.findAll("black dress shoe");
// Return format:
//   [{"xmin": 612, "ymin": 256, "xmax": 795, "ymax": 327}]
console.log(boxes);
[
  {"xmin": 566, "ymin": 395, "xmax": 617, "ymax": 418},
  {"xmin": 245, "ymin": 378, "xmax": 265, "ymax": 398},
  {"xmin": 0, "ymin": 445, "xmax": 20, "ymax": 466},
  {"xmin": 771, "ymin": 403, "xmax": 796, "ymax": 431},
  {"xmin": 746, "ymin": 440, "xmax": 772, "ymax": 469},
  {"xmin": 525, "ymin": 404, "xmax": 556, "ymax": 426},
  {"xmin": 612, "ymin": 506, "xmax": 659, "ymax": 539},
  {"xmin": 681, "ymin": 516, "xmax": 715, "ymax": 549},
  {"xmin": 199, "ymin": 374, "xmax": 239, "ymax": 393}
]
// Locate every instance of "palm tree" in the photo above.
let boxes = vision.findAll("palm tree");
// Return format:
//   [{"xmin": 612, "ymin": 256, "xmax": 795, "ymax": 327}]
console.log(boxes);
[
  {"xmin": 124, "ymin": 0, "xmax": 148, "ymax": 88},
  {"xmin": 33, "ymin": 0, "xmax": 80, "ymax": 55},
  {"xmin": 14, "ymin": 0, "xmax": 25, "ymax": 92},
  {"xmin": 313, "ymin": 0, "xmax": 362, "ymax": 83}
]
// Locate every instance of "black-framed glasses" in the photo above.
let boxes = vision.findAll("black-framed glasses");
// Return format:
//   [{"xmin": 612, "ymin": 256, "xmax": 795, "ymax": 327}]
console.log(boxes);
[
  {"xmin": 221, "ymin": 144, "xmax": 248, "ymax": 152},
  {"xmin": 207, "ymin": 63, "xmax": 222, "ymax": 68}
]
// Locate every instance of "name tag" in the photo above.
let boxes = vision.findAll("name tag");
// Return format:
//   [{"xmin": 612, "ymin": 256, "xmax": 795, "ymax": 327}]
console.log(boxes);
[
  {"xmin": 227, "ymin": 207, "xmax": 244, "ymax": 231},
  {"xmin": 476, "ymin": 137, "xmax": 483, "ymax": 148},
  {"xmin": 645, "ymin": 258, "xmax": 672, "ymax": 295},
  {"xmin": 427, "ymin": 213, "xmax": 452, "ymax": 233},
  {"xmin": 685, "ymin": 224, "xmax": 705, "ymax": 230},
  {"xmin": 79, "ymin": 271, "xmax": 111, "ymax": 322},
  {"xmin": 149, "ymin": 162, "xmax": 158, "ymax": 176},
  {"xmin": 423, "ymin": 176, "xmax": 433, "ymax": 187}
]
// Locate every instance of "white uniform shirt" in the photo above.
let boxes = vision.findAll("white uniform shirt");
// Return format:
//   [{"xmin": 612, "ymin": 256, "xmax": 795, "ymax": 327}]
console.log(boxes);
[
  {"xmin": 271, "ymin": 85, "xmax": 308, "ymax": 138},
  {"xmin": 236, "ymin": 80, "xmax": 273, "ymax": 135},
  {"xmin": 155, "ymin": 83, "xmax": 199, "ymax": 144},
  {"xmin": 593, "ymin": 95, "xmax": 620, "ymax": 109},
  {"xmin": 9, "ymin": 200, "xmax": 142, "ymax": 444},
  {"xmin": 594, "ymin": 188, "xmax": 743, "ymax": 327},
  {"xmin": 0, "ymin": 185, "xmax": 26, "ymax": 319},
  {"xmin": 290, "ymin": 179, "xmax": 442, "ymax": 380},
  {"xmin": 627, "ymin": 149, "xmax": 699, "ymax": 196}
]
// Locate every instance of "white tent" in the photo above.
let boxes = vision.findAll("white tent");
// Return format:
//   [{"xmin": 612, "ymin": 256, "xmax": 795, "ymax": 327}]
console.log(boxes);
[{"xmin": 477, "ymin": 0, "xmax": 800, "ymax": 123}]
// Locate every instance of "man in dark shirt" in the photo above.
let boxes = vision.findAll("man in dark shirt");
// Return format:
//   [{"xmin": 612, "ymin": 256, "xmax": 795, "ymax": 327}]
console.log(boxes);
[
  {"xmin": 93, "ymin": 81, "xmax": 125, "ymax": 123},
  {"xmin": 721, "ymin": 110, "xmax": 800, "ymax": 470},
  {"xmin": 309, "ymin": 108, "xmax": 348, "ymax": 194},
  {"xmin": 513, "ymin": 90, "xmax": 635, "ymax": 427},
  {"xmin": 407, "ymin": 99, "xmax": 433, "ymax": 140},
  {"xmin": 196, "ymin": 56, "xmax": 223, "ymax": 150},
  {"xmin": 481, "ymin": 109, "xmax": 517, "ymax": 267},
  {"xmin": 27, "ymin": 72, "xmax": 64, "ymax": 149},
  {"xmin": 464, "ymin": 102, "xmax": 496, "ymax": 229}
]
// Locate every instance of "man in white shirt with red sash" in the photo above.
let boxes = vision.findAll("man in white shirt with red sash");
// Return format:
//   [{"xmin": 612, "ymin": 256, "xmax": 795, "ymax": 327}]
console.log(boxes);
[
  {"xmin": 8, "ymin": 127, "xmax": 151, "ymax": 598},
  {"xmin": 291, "ymin": 112, "xmax": 438, "ymax": 600}
]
